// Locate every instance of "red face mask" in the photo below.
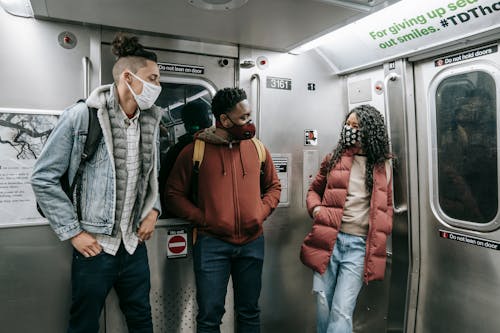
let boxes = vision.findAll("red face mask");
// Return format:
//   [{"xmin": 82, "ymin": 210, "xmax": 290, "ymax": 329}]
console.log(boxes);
[{"xmin": 216, "ymin": 117, "xmax": 256, "ymax": 140}]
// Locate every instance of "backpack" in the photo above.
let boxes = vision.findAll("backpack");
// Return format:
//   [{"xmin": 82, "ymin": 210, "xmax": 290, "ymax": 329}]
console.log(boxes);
[
  {"xmin": 190, "ymin": 137, "xmax": 266, "ymax": 204},
  {"xmin": 37, "ymin": 101, "xmax": 103, "ymax": 220}
]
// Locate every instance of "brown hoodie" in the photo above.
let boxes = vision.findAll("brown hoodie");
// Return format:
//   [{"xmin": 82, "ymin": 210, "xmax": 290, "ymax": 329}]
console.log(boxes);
[{"xmin": 165, "ymin": 127, "xmax": 281, "ymax": 245}]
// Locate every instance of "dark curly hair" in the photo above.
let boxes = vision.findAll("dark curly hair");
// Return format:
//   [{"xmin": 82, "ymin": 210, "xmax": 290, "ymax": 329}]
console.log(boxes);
[
  {"xmin": 328, "ymin": 104, "xmax": 392, "ymax": 192},
  {"xmin": 211, "ymin": 88, "xmax": 247, "ymax": 121},
  {"xmin": 111, "ymin": 33, "xmax": 157, "ymax": 83}
]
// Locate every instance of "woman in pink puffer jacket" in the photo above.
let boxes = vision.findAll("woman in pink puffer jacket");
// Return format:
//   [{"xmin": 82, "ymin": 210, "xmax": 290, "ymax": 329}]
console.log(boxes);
[{"xmin": 300, "ymin": 104, "xmax": 393, "ymax": 333}]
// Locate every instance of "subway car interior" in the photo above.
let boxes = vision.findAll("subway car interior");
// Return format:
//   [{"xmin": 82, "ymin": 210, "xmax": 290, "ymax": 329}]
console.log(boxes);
[{"xmin": 1, "ymin": 0, "xmax": 500, "ymax": 332}]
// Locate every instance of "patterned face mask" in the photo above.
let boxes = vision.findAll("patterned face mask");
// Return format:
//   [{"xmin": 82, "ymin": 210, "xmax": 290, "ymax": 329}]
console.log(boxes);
[{"xmin": 342, "ymin": 125, "xmax": 361, "ymax": 147}]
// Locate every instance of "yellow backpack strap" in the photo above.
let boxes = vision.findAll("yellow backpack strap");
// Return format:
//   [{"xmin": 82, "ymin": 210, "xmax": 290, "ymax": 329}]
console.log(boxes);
[
  {"xmin": 251, "ymin": 137, "xmax": 266, "ymax": 172},
  {"xmin": 191, "ymin": 140, "xmax": 205, "ymax": 245},
  {"xmin": 251, "ymin": 138, "xmax": 267, "ymax": 194},
  {"xmin": 192, "ymin": 139, "xmax": 205, "ymax": 170}
]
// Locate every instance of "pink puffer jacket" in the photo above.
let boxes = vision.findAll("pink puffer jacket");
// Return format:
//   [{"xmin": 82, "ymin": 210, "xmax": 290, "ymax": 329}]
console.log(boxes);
[{"xmin": 300, "ymin": 148, "xmax": 393, "ymax": 283}]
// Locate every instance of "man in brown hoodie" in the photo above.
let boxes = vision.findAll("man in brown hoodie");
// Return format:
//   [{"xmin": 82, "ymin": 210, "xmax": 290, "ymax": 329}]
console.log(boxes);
[{"xmin": 165, "ymin": 87, "xmax": 281, "ymax": 333}]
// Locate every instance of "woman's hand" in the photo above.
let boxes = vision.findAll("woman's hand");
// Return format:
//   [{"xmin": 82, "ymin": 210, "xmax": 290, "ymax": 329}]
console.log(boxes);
[{"xmin": 312, "ymin": 206, "xmax": 321, "ymax": 219}]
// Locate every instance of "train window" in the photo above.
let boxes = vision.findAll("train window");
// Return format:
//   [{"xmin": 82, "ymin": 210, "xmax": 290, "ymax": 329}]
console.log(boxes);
[
  {"xmin": 155, "ymin": 81, "xmax": 214, "ymax": 153},
  {"xmin": 435, "ymin": 71, "xmax": 497, "ymax": 223}
]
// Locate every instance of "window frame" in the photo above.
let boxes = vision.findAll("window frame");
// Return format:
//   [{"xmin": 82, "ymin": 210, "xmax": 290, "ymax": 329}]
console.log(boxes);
[
  {"xmin": 428, "ymin": 61, "xmax": 500, "ymax": 231},
  {"xmin": 159, "ymin": 75, "xmax": 217, "ymax": 110}
]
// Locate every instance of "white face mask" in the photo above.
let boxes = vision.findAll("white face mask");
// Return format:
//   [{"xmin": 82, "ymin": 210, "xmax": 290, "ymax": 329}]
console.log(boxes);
[{"xmin": 126, "ymin": 71, "xmax": 162, "ymax": 110}]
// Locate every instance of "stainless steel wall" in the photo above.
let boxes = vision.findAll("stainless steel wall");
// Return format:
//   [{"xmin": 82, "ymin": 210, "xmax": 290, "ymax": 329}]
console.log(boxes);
[
  {"xmin": 0, "ymin": 9, "xmax": 98, "ymax": 110},
  {"xmin": 239, "ymin": 47, "xmax": 347, "ymax": 332},
  {"xmin": 0, "ymin": 9, "xmax": 94, "ymax": 333}
]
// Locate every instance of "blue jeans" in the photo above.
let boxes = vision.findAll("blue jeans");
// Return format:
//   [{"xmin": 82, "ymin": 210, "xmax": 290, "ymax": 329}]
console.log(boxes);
[
  {"xmin": 313, "ymin": 232, "xmax": 366, "ymax": 333},
  {"xmin": 193, "ymin": 234, "xmax": 265, "ymax": 333},
  {"xmin": 68, "ymin": 242, "xmax": 152, "ymax": 333}
]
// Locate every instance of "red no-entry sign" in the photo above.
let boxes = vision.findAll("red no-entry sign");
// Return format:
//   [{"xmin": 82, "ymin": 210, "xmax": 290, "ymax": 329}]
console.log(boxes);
[{"xmin": 167, "ymin": 231, "xmax": 188, "ymax": 258}]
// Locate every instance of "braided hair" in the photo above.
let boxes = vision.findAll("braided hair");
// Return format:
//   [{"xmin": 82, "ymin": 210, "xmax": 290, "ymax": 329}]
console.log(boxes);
[
  {"xmin": 211, "ymin": 88, "xmax": 247, "ymax": 121},
  {"xmin": 328, "ymin": 104, "xmax": 391, "ymax": 192}
]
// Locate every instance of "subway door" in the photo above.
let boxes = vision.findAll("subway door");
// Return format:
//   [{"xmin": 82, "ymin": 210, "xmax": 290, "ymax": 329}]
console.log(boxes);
[
  {"xmin": 100, "ymin": 41, "xmax": 237, "ymax": 333},
  {"xmin": 413, "ymin": 44, "xmax": 500, "ymax": 333}
]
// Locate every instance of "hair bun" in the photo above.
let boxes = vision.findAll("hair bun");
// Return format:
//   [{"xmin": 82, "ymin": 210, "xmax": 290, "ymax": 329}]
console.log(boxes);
[
  {"xmin": 111, "ymin": 33, "xmax": 143, "ymax": 58},
  {"xmin": 111, "ymin": 33, "xmax": 158, "ymax": 62}
]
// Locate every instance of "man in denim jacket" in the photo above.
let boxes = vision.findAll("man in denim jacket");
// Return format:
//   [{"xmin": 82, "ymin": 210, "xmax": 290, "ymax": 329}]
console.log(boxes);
[{"xmin": 31, "ymin": 34, "xmax": 162, "ymax": 333}]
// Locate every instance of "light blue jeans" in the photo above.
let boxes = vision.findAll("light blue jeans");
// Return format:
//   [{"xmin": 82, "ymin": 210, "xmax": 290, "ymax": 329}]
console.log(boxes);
[{"xmin": 313, "ymin": 232, "xmax": 366, "ymax": 333}]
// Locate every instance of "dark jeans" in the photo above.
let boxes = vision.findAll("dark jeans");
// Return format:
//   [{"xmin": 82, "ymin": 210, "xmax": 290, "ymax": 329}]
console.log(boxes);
[
  {"xmin": 193, "ymin": 234, "xmax": 265, "ymax": 333},
  {"xmin": 67, "ymin": 242, "xmax": 153, "ymax": 333}
]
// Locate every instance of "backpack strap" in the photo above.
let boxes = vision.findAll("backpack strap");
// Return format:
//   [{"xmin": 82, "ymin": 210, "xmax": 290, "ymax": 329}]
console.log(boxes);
[
  {"xmin": 251, "ymin": 137, "xmax": 266, "ymax": 172},
  {"xmin": 251, "ymin": 138, "xmax": 267, "ymax": 196},
  {"xmin": 192, "ymin": 139, "xmax": 205, "ymax": 171},
  {"xmin": 81, "ymin": 108, "xmax": 103, "ymax": 162},
  {"xmin": 190, "ymin": 139, "xmax": 205, "ymax": 205},
  {"xmin": 71, "ymin": 103, "xmax": 103, "ymax": 221}
]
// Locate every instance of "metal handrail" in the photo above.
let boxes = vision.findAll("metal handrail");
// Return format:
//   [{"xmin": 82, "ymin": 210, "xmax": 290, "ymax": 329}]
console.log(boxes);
[
  {"xmin": 82, "ymin": 56, "xmax": 90, "ymax": 98},
  {"xmin": 383, "ymin": 72, "xmax": 400, "ymax": 143},
  {"xmin": 384, "ymin": 72, "xmax": 408, "ymax": 215},
  {"xmin": 250, "ymin": 73, "xmax": 261, "ymax": 138}
]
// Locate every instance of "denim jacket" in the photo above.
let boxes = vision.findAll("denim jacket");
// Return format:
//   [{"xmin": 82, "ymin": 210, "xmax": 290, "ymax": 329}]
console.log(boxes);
[{"xmin": 31, "ymin": 84, "xmax": 162, "ymax": 241}]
